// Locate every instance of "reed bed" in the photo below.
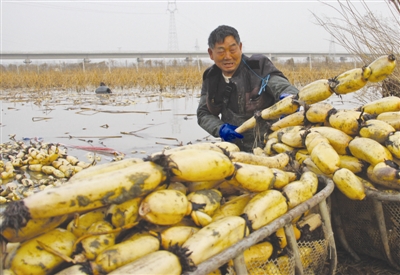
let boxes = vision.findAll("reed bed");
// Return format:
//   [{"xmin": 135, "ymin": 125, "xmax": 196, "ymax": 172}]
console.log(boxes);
[
  {"xmin": 0, "ymin": 61, "xmax": 359, "ymax": 93},
  {"xmin": 0, "ymin": 65, "xmax": 205, "ymax": 92}
]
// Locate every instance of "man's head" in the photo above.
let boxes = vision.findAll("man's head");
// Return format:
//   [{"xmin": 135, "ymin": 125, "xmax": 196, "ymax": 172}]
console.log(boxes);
[{"xmin": 208, "ymin": 25, "xmax": 243, "ymax": 77}]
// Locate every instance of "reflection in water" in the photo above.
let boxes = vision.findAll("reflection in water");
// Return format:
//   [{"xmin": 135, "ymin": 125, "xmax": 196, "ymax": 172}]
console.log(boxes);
[
  {"xmin": 157, "ymin": 94, "xmax": 163, "ymax": 110},
  {"xmin": 172, "ymin": 97, "xmax": 180, "ymax": 135}
]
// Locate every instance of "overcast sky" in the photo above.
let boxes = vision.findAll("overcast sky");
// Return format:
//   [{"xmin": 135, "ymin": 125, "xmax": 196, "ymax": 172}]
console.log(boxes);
[{"xmin": 1, "ymin": 0, "xmax": 395, "ymax": 54}]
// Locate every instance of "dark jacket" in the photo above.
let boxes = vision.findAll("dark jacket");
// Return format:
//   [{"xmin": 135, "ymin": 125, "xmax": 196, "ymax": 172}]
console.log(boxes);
[
  {"xmin": 197, "ymin": 54, "xmax": 298, "ymax": 152},
  {"xmin": 95, "ymin": 84, "xmax": 112, "ymax": 94}
]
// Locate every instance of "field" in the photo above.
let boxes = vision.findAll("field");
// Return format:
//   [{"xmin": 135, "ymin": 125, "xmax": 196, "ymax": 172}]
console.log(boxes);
[
  {"xmin": 1, "ymin": 59, "xmax": 368, "ymax": 92},
  {"xmin": 1, "ymin": 60, "xmax": 399, "ymax": 274}
]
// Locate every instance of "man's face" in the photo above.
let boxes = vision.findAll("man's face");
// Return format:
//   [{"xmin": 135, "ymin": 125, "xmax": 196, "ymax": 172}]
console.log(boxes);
[{"xmin": 208, "ymin": 35, "xmax": 242, "ymax": 77}]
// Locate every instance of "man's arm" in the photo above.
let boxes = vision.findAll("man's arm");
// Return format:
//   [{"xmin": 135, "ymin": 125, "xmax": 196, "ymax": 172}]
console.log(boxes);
[
  {"xmin": 268, "ymin": 75, "xmax": 299, "ymax": 101},
  {"xmin": 197, "ymin": 93, "xmax": 224, "ymax": 137}
]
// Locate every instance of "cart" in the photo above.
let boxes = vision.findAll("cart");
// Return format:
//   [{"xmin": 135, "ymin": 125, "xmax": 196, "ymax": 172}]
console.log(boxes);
[{"xmin": 185, "ymin": 176, "xmax": 337, "ymax": 275}]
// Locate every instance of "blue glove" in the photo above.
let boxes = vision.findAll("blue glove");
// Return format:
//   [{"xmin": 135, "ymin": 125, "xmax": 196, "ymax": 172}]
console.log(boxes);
[
  {"xmin": 279, "ymin": 93, "xmax": 292, "ymax": 100},
  {"xmin": 219, "ymin": 124, "xmax": 244, "ymax": 142}
]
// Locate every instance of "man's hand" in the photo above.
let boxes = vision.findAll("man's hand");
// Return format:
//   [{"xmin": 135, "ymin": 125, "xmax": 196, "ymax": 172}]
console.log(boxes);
[
  {"xmin": 219, "ymin": 124, "xmax": 244, "ymax": 142},
  {"xmin": 279, "ymin": 93, "xmax": 293, "ymax": 100}
]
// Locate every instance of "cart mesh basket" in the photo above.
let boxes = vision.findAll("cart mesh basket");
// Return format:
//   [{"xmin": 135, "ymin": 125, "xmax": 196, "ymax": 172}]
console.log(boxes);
[
  {"xmin": 245, "ymin": 239, "xmax": 329, "ymax": 275},
  {"xmin": 333, "ymin": 189, "xmax": 400, "ymax": 265},
  {"xmin": 246, "ymin": 252, "xmax": 296, "ymax": 275},
  {"xmin": 184, "ymin": 177, "xmax": 336, "ymax": 275},
  {"xmin": 246, "ymin": 204, "xmax": 331, "ymax": 275},
  {"xmin": 298, "ymin": 239, "xmax": 329, "ymax": 275}
]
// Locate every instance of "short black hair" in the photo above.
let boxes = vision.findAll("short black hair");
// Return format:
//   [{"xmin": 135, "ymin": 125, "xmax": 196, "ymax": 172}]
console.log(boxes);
[{"xmin": 208, "ymin": 25, "xmax": 241, "ymax": 49}]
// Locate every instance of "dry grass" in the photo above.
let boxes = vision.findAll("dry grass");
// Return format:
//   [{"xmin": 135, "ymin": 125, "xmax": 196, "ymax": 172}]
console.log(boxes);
[
  {"xmin": 0, "ymin": 61, "xmax": 359, "ymax": 92},
  {"xmin": 0, "ymin": 65, "xmax": 204, "ymax": 92},
  {"xmin": 278, "ymin": 61, "xmax": 358, "ymax": 88}
]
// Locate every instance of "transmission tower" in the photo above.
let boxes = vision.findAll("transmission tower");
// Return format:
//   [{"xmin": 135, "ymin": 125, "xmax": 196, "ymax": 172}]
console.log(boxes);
[{"xmin": 167, "ymin": 1, "xmax": 179, "ymax": 51}]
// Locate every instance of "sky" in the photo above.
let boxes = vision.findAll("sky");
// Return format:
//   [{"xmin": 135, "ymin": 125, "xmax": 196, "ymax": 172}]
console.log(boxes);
[{"xmin": 1, "ymin": 0, "xmax": 396, "ymax": 55}]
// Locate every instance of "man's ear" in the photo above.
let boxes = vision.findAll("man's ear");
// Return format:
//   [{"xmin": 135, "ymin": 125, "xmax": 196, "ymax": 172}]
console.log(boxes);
[{"xmin": 208, "ymin": 48, "xmax": 214, "ymax": 61}]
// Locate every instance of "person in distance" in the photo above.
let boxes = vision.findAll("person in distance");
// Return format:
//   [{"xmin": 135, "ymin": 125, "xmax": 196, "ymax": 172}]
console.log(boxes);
[{"xmin": 95, "ymin": 82, "xmax": 112, "ymax": 94}]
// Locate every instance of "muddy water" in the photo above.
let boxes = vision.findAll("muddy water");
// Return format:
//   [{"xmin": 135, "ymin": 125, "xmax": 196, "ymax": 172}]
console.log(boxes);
[
  {"xmin": 1, "ymin": 89, "xmax": 213, "ymax": 163},
  {"xmin": 1, "ymin": 88, "xmax": 379, "ymax": 163}
]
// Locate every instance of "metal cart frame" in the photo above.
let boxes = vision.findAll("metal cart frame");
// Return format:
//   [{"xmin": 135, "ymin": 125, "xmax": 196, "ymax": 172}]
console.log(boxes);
[{"xmin": 185, "ymin": 176, "xmax": 336, "ymax": 275}]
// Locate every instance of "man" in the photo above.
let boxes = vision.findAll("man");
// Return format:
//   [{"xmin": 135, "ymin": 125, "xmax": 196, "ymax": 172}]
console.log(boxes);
[
  {"xmin": 95, "ymin": 82, "xmax": 112, "ymax": 94},
  {"xmin": 197, "ymin": 25, "xmax": 299, "ymax": 152}
]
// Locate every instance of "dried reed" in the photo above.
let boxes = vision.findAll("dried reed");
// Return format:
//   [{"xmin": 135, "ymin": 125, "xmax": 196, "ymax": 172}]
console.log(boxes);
[{"xmin": 0, "ymin": 61, "xmax": 357, "ymax": 92}]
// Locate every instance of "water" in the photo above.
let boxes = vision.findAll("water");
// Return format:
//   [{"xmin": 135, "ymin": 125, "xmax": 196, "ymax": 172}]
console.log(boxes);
[
  {"xmin": 1, "ymin": 89, "xmax": 213, "ymax": 163},
  {"xmin": 1, "ymin": 87, "xmax": 380, "ymax": 163}
]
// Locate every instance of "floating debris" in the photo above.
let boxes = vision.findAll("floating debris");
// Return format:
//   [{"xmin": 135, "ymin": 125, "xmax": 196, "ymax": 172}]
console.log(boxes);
[{"xmin": 32, "ymin": 117, "xmax": 52, "ymax": 122}]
